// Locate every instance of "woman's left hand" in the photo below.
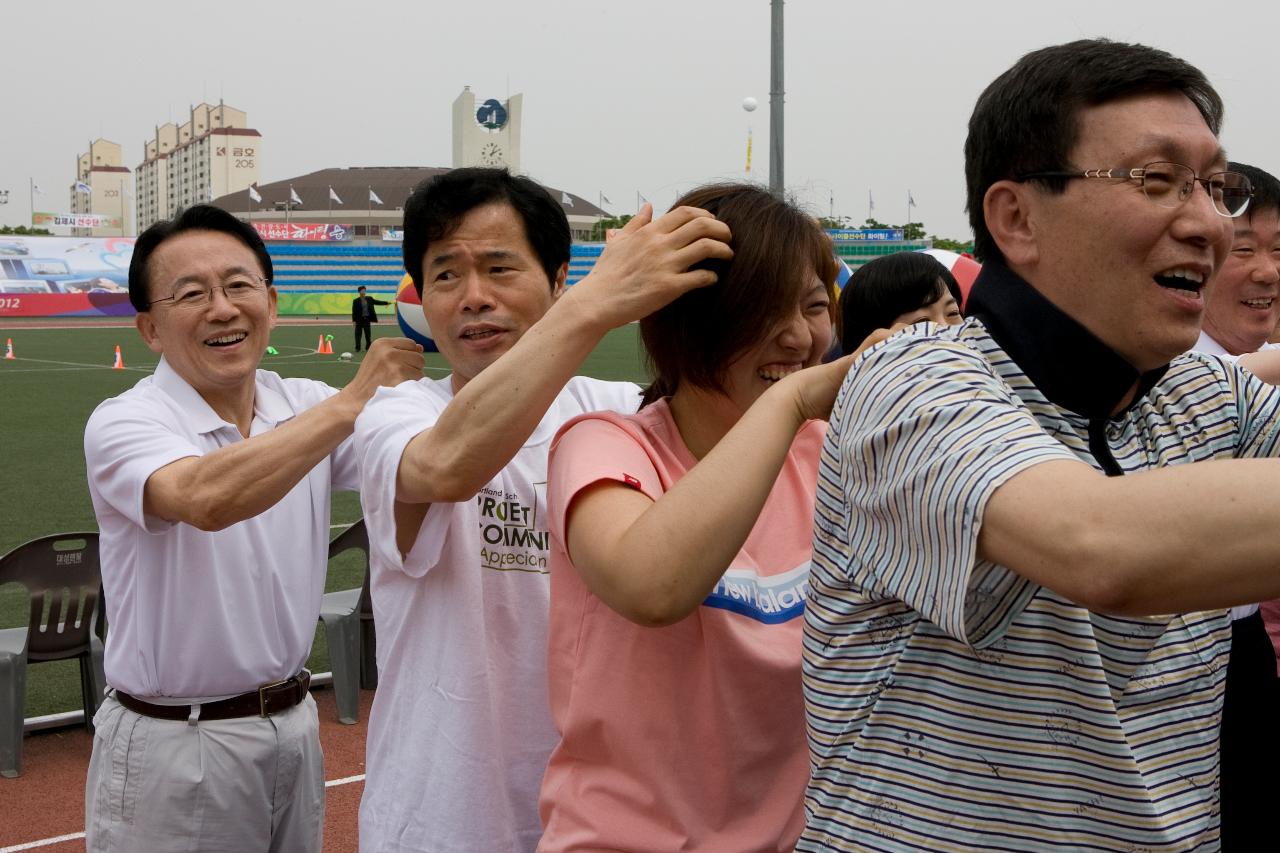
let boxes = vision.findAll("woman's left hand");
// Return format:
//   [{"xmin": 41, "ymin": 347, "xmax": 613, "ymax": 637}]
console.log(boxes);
[{"xmin": 786, "ymin": 324, "xmax": 903, "ymax": 421}]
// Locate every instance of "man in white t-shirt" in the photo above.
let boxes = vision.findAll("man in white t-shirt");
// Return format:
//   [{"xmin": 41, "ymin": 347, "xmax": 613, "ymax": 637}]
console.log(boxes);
[
  {"xmin": 1189, "ymin": 161, "xmax": 1280, "ymax": 846},
  {"xmin": 83, "ymin": 204, "xmax": 422, "ymax": 853},
  {"xmin": 354, "ymin": 168, "xmax": 732, "ymax": 852}
]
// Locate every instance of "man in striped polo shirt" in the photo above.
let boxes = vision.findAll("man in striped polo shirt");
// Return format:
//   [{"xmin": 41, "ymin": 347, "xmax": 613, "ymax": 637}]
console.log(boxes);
[{"xmin": 804, "ymin": 39, "xmax": 1280, "ymax": 851}]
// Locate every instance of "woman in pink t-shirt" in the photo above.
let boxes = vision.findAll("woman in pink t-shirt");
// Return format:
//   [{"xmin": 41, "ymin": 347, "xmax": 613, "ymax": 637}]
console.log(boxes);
[{"xmin": 540, "ymin": 183, "xmax": 854, "ymax": 851}]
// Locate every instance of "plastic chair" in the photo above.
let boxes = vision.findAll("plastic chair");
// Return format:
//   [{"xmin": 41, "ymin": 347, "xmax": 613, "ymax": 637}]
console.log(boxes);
[
  {"xmin": 319, "ymin": 520, "xmax": 376, "ymax": 725},
  {"xmin": 0, "ymin": 532, "xmax": 106, "ymax": 778}
]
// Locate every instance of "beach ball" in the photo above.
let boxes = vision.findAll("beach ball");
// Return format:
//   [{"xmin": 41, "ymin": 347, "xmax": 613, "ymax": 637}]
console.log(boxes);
[
  {"xmin": 395, "ymin": 274, "xmax": 438, "ymax": 352},
  {"xmin": 920, "ymin": 249, "xmax": 982, "ymax": 311}
]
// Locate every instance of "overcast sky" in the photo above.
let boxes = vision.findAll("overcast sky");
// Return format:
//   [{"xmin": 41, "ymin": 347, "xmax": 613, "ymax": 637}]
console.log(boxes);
[{"xmin": 3, "ymin": 0, "xmax": 1277, "ymax": 239}]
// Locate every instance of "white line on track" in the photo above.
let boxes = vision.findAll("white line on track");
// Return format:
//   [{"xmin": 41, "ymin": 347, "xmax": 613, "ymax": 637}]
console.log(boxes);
[
  {"xmin": 0, "ymin": 832, "xmax": 86, "ymax": 852},
  {"xmin": 0, "ymin": 775, "xmax": 367, "ymax": 851},
  {"xmin": 325, "ymin": 773, "xmax": 366, "ymax": 788}
]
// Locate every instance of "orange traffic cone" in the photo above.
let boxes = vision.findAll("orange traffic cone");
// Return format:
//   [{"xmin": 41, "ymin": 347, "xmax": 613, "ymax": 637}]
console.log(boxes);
[
  {"xmin": 3, "ymin": 338, "xmax": 14, "ymax": 360},
  {"xmin": 315, "ymin": 334, "xmax": 326, "ymax": 354},
  {"xmin": 322, "ymin": 337, "xmax": 334, "ymax": 355},
  {"xmin": 112, "ymin": 345, "xmax": 125, "ymax": 369}
]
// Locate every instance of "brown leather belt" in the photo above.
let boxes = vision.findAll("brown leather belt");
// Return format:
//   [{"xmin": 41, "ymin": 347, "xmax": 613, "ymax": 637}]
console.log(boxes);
[{"xmin": 115, "ymin": 670, "xmax": 311, "ymax": 721}]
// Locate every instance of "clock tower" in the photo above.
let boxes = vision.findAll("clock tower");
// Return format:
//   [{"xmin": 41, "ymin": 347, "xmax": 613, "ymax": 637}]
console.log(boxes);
[{"xmin": 452, "ymin": 87, "xmax": 522, "ymax": 173}]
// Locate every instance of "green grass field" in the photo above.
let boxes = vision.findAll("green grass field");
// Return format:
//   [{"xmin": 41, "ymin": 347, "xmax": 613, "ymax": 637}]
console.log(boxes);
[{"xmin": 0, "ymin": 319, "xmax": 649, "ymax": 719}]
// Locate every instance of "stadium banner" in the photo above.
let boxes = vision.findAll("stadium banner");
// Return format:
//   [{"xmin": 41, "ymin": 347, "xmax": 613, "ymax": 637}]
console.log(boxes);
[
  {"xmin": 253, "ymin": 222, "xmax": 352, "ymax": 242},
  {"xmin": 380, "ymin": 228, "xmax": 403, "ymax": 242},
  {"xmin": 32, "ymin": 211, "xmax": 124, "ymax": 229},
  {"xmin": 276, "ymin": 292, "xmax": 388, "ymax": 316},
  {"xmin": 0, "ymin": 291, "xmax": 133, "ymax": 317},
  {"xmin": 826, "ymin": 228, "xmax": 905, "ymax": 242},
  {"xmin": 0, "ymin": 235, "xmax": 134, "ymax": 316}
]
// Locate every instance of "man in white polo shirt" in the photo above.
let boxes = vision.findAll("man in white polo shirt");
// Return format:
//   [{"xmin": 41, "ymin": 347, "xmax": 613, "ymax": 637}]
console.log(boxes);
[{"xmin": 83, "ymin": 204, "xmax": 421, "ymax": 852}]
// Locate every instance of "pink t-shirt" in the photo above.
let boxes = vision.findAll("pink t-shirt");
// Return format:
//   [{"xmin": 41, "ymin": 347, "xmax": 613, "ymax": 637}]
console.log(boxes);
[{"xmin": 539, "ymin": 399, "xmax": 824, "ymax": 852}]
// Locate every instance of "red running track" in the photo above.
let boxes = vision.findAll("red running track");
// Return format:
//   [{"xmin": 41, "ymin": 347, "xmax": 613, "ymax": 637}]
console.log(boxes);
[{"xmin": 0, "ymin": 687, "xmax": 372, "ymax": 852}]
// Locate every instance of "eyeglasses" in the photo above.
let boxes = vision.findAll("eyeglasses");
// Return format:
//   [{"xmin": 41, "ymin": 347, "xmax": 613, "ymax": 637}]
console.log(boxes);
[
  {"xmin": 1017, "ymin": 161, "xmax": 1253, "ymax": 218},
  {"xmin": 149, "ymin": 275, "xmax": 271, "ymax": 310}
]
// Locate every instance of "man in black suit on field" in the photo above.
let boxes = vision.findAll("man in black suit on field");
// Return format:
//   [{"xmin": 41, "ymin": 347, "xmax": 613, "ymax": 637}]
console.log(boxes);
[{"xmin": 352, "ymin": 285, "xmax": 392, "ymax": 352}]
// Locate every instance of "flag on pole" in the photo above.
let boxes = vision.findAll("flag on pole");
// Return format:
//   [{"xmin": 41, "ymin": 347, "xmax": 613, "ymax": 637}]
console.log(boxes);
[
  {"xmin": 746, "ymin": 128, "xmax": 753, "ymax": 173},
  {"xmin": 74, "ymin": 181, "xmax": 92, "ymax": 195},
  {"xmin": 908, "ymin": 190, "xmax": 917, "ymax": 207},
  {"xmin": 248, "ymin": 184, "xmax": 262, "ymax": 203},
  {"xmin": 869, "ymin": 190, "xmax": 875, "ymax": 212},
  {"xmin": 369, "ymin": 188, "xmax": 383, "ymax": 205},
  {"xmin": 561, "ymin": 192, "xmax": 573, "ymax": 207},
  {"xmin": 290, "ymin": 186, "xmax": 302, "ymax": 206},
  {"xmin": 329, "ymin": 186, "xmax": 343, "ymax": 205}
]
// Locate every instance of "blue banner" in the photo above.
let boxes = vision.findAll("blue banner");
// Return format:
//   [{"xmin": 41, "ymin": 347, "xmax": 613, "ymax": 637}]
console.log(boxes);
[{"xmin": 826, "ymin": 228, "xmax": 904, "ymax": 242}]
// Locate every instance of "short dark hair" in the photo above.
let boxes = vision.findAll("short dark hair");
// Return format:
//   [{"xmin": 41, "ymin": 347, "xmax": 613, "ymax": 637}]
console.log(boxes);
[
  {"xmin": 965, "ymin": 39, "xmax": 1223, "ymax": 264},
  {"xmin": 640, "ymin": 183, "xmax": 837, "ymax": 405},
  {"xmin": 1230, "ymin": 162, "xmax": 1280, "ymax": 221},
  {"xmin": 357, "ymin": 285, "xmax": 367, "ymax": 293},
  {"xmin": 839, "ymin": 252, "xmax": 961, "ymax": 352},
  {"xmin": 128, "ymin": 204, "xmax": 272, "ymax": 312},
  {"xmin": 402, "ymin": 168, "xmax": 569, "ymax": 296}
]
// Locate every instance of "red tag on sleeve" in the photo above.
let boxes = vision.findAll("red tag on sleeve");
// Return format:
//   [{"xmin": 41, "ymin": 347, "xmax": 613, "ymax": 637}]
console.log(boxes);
[{"xmin": 622, "ymin": 474, "xmax": 642, "ymax": 489}]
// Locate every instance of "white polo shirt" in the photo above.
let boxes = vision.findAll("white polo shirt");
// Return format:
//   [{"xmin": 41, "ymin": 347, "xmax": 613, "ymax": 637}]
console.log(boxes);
[{"xmin": 85, "ymin": 356, "xmax": 359, "ymax": 702}]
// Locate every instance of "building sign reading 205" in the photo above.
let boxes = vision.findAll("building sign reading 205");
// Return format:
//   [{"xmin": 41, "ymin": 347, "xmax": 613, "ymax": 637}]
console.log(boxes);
[{"xmin": 215, "ymin": 146, "xmax": 257, "ymax": 169}]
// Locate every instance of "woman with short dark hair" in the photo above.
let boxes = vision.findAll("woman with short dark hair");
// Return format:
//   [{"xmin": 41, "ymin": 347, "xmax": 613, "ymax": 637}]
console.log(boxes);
[
  {"xmin": 839, "ymin": 251, "xmax": 963, "ymax": 354},
  {"xmin": 537, "ymin": 183, "xmax": 854, "ymax": 851}
]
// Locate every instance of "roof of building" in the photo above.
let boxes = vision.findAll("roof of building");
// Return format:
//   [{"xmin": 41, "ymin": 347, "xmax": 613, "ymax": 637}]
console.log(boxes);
[{"xmin": 211, "ymin": 166, "xmax": 606, "ymax": 217}]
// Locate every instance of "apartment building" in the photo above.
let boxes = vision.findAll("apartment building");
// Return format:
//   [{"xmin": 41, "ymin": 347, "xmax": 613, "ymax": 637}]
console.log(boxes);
[{"xmin": 136, "ymin": 102, "xmax": 262, "ymax": 232}]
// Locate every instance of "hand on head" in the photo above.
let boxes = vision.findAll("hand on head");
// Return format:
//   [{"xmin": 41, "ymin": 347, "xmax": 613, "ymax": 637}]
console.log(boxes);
[{"xmin": 569, "ymin": 203, "xmax": 734, "ymax": 331}]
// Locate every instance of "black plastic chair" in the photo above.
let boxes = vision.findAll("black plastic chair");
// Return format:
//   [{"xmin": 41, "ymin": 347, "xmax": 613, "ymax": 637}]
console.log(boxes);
[
  {"xmin": 318, "ymin": 520, "xmax": 376, "ymax": 725},
  {"xmin": 0, "ymin": 532, "xmax": 106, "ymax": 778}
]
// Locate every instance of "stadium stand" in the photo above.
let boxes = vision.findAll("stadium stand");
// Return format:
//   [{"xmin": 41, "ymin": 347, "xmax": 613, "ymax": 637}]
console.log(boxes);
[{"xmin": 264, "ymin": 237, "xmax": 931, "ymax": 303}]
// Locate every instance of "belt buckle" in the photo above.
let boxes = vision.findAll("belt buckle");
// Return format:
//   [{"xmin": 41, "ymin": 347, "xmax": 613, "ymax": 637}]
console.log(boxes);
[{"xmin": 258, "ymin": 676, "xmax": 292, "ymax": 718}]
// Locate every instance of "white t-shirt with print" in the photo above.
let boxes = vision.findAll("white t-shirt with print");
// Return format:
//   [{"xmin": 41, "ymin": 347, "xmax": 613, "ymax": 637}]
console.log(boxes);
[{"xmin": 354, "ymin": 374, "xmax": 640, "ymax": 853}]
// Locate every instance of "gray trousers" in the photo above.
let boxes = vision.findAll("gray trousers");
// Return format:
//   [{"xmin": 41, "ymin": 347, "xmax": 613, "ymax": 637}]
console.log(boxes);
[{"xmin": 85, "ymin": 692, "xmax": 324, "ymax": 852}]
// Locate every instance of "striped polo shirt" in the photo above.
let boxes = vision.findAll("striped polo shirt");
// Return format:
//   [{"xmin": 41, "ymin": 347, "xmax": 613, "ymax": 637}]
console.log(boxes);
[{"xmin": 801, "ymin": 263, "xmax": 1280, "ymax": 852}]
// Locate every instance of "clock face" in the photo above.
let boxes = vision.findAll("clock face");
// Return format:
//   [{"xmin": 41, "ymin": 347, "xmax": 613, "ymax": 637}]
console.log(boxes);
[{"xmin": 479, "ymin": 142, "xmax": 505, "ymax": 166}]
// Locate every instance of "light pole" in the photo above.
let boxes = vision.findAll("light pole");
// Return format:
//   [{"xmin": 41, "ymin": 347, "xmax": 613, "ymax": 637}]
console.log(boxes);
[{"xmin": 769, "ymin": 0, "xmax": 784, "ymax": 195}]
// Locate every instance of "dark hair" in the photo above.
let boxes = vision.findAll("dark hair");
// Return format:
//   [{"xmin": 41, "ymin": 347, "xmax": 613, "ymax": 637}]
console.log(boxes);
[
  {"xmin": 357, "ymin": 285, "xmax": 367, "ymax": 293},
  {"xmin": 1231, "ymin": 162, "xmax": 1280, "ymax": 221},
  {"xmin": 839, "ymin": 253, "xmax": 961, "ymax": 352},
  {"xmin": 402, "ymin": 167, "xmax": 569, "ymax": 295},
  {"xmin": 640, "ymin": 183, "xmax": 837, "ymax": 405},
  {"xmin": 965, "ymin": 39, "xmax": 1223, "ymax": 264},
  {"xmin": 128, "ymin": 204, "xmax": 272, "ymax": 312}
]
